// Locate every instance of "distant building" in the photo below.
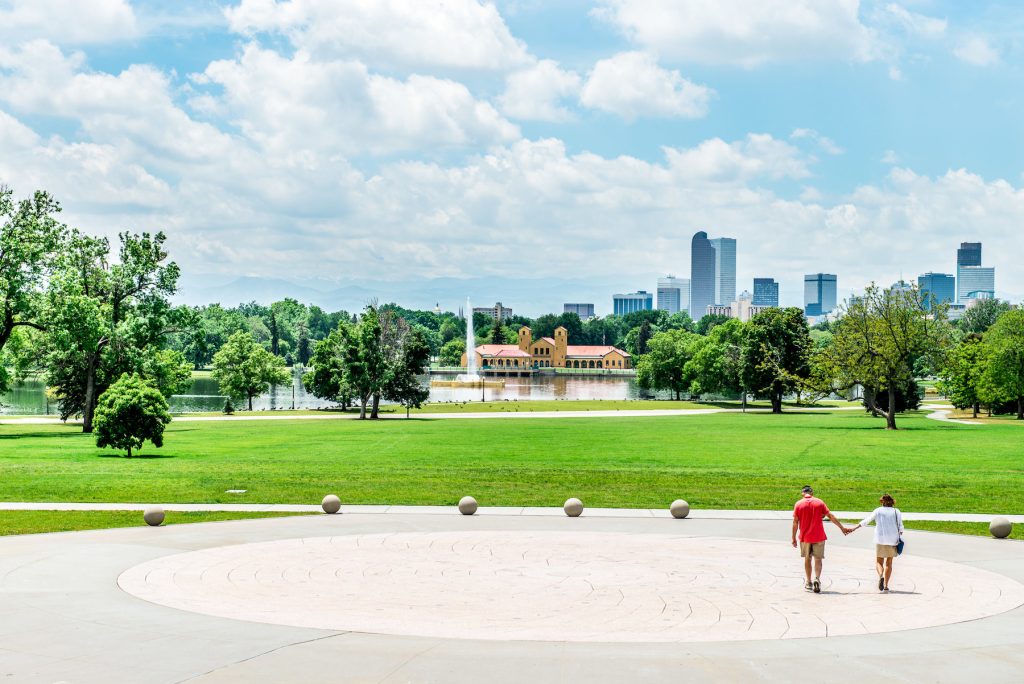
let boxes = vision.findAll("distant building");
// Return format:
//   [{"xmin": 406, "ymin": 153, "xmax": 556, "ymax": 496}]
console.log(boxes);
[
  {"xmin": 752, "ymin": 278, "xmax": 779, "ymax": 307},
  {"xmin": 472, "ymin": 302, "xmax": 512, "ymax": 321},
  {"xmin": 613, "ymin": 291, "xmax": 653, "ymax": 316},
  {"xmin": 462, "ymin": 326, "xmax": 631, "ymax": 370},
  {"xmin": 918, "ymin": 273, "xmax": 955, "ymax": 309},
  {"xmin": 709, "ymin": 237, "xmax": 737, "ymax": 305},
  {"xmin": 563, "ymin": 303, "xmax": 595, "ymax": 319},
  {"xmin": 804, "ymin": 273, "xmax": 838, "ymax": 317},
  {"xmin": 657, "ymin": 276, "xmax": 690, "ymax": 315},
  {"xmin": 690, "ymin": 231, "xmax": 716, "ymax": 318},
  {"xmin": 956, "ymin": 242, "xmax": 983, "ymax": 304},
  {"xmin": 707, "ymin": 290, "xmax": 769, "ymax": 323},
  {"xmin": 958, "ymin": 266, "xmax": 996, "ymax": 302}
]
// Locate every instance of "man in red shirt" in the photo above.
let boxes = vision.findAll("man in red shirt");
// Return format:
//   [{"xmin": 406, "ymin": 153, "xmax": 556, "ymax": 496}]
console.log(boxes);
[{"xmin": 792, "ymin": 485, "xmax": 851, "ymax": 593}]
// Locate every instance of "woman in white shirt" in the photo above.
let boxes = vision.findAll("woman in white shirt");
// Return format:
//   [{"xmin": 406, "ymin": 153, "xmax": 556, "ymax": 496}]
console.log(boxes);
[{"xmin": 850, "ymin": 494, "xmax": 904, "ymax": 592}]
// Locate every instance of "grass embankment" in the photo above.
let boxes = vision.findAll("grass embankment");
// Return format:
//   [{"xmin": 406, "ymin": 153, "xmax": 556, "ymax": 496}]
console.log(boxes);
[
  {"xmin": 902, "ymin": 520, "xmax": 1022, "ymax": 538},
  {"xmin": 1, "ymin": 409, "xmax": 1022, "ymax": 513},
  {"xmin": 0, "ymin": 510, "xmax": 307, "ymax": 536}
]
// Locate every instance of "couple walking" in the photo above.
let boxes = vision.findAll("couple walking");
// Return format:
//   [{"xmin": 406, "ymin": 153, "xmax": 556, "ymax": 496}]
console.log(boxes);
[{"xmin": 791, "ymin": 485, "xmax": 904, "ymax": 594}]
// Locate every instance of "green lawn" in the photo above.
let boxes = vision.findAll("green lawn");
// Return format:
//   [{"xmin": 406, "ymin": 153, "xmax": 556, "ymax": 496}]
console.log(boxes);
[
  {"xmin": 2, "ymin": 409, "xmax": 1023, "ymax": 513},
  {"xmin": 901, "ymin": 520, "xmax": 1023, "ymax": 538},
  {"xmin": 0, "ymin": 510, "xmax": 307, "ymax": 536}
]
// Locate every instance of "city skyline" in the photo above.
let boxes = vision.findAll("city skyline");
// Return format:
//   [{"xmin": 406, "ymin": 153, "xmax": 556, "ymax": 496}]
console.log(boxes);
[{"xmin": 0, "ymin": 1, "xmax": 1021, "ymax": 314}]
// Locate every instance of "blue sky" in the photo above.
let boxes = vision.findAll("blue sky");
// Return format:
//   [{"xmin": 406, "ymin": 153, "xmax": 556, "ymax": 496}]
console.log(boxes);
[{"xmin": 0, "ymin": 0, "xmax": 1022, "ymax": 314}]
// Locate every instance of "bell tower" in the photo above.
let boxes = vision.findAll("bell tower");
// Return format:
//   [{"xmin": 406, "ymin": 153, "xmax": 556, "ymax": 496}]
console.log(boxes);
[{"xmin": 518, "ymin": 326, "xmax": 532, "ymax": 352}]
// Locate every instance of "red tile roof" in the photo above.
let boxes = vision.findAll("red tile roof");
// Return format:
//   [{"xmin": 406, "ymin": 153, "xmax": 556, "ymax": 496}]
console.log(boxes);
[
  {"xmin": 540, "ymin": 337, "xmax": 556, "ymax": 345},
  {"xmin": 566, "ymin": 345, "xmax": 631, "ymax": 358},
  {"xmin": 474, "ymin": 345, "xmax": 531, "ymax": 358}
]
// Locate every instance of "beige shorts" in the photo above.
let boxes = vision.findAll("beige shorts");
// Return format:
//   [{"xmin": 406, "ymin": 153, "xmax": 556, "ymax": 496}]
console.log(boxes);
[
  {"xmin": 876, "ymin": 544, "xmax": 898, "ymax": 558},
  {"xmin": 800, "ymin": 542, "xmax": 825, "ymax": 559}
]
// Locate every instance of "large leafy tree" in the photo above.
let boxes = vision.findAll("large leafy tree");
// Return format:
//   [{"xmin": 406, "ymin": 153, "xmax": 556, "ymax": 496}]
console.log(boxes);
[
  {"xmin": 42, "ymin": 231, "xmax": 190, "ymax": 432},
  {"xmin": 740, "ymin": 308, "xmax": 812, "ymax": 413},
  {"xmin": 938, "ymin": 334, "xmax": 988, "ymax": 418},
  {"xmin": 211, "ymin": 330, "xmax": 290, "ymax": 411},
  {"xmin": 0, "ymin": 188, "xmax": 67, "ymax": 393},
  {"xmin": 93, "ymin": 373, "xmax": 171, "ymax": 458},
  {"xmin": 828, "ymin": 284, "xmax": 950, "ymax": 429},
  {"xmin": 636, "ymin": 328, "xmax": 700, "ymax": 400},
  {"xmin": 384, "ymin": 328, "xmax": 431, "ymax": 417},
  {"xmin": 688, "ymin": 318, "xmax": 745, "ymax": 398},
  {"xmin": 439, "ymin": 338, "xmax": 465, "ymax": 367},
  {"xmin": 983, "ymin": 309, "xmax": 1024, "ymax": 419},
  {"xmin": 302, "ymin": 324, "xmax": 355, "ymax": 410},
  {"xmin": 342, "ymin": 306, "xmax": 389, "ymax": 419},
  {"xmin": 959, "ymin": 298, "xmax": 1013, "ymax": 334}
]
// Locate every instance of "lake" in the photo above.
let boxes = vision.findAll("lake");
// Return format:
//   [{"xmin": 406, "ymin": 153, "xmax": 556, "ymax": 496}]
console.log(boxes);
[{"xmin": 1, "ymin": 371, "xmax": 665, "ymax": 415}]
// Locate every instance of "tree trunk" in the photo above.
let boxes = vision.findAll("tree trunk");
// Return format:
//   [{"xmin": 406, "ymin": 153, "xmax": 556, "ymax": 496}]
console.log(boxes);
[
  {"xmin": 1017, "ymin": 397, "xmax": 1023, "ymax": 420},
  {"xmin": 770, "ymin": 389, "xmax": 782, "ymax": 414},
  {"xmin": 82, "ymin": 353, "xmax": 98, "ymax": 433},
  {"xmin": 370, "ymin": 393, "xmax": 380, "ymax": 420},
  {"xmin": 973, "ymin": 402, "xmax": 979, "ymax": 419},
  {"xmin": 359, "ymin": 396, "xmax": 367, "ymax": 419},
  {"xmin": 406, "ymin": 404, "xmax": 410, "ymax": 419},
  {"xmin": 126, "ymin": 445, "xmax": 132, "ymax": 458},
  {"xmin": 885, "ymin": 386, "xmax": 897, "ymax": 430},
  {"xmin": 248, "ymin": 392, "xmax": 254, "ymax": 411}
]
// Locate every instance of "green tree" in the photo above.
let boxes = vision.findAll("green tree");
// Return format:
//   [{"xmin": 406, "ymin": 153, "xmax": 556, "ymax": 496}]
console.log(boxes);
[
  {"xmin": 341, "ymin": 306, "xmax": 389, "ymax": 419},
  {"xmin": 211, "ymin": 330, "xmax": 290, "ymax": 411},
  {"xmin": 740, "ymin": 308, "xmax": 811, "ymax": 413},
  {"xmin": 42, "ymin": 231, "xmax": 187, "ymax": 432},
  {"xmin": 938, "ymin": 334, "xmax": 988, "ymax": 418},
  {"xmin": 302, "ymin": 324, "xmax": 355, "ymax": 410},
  {"xmin": 490, "ymin": 317, "xmax": 505, "ymax": 344},
  {"xmin": 384, "ymin": 328, "xmax": 431, "ymax": 417},
  {"xmin": 93, "ymin": 373, "xmax": 171, "ymax": 458},
  {"xmin": 688, "ymin": 318, "xmax": 745, "ymax": 398},
  {"xmin": 439, "ymin": 339, "xmax": 465, "ymax": 366},
  {"xmin": 0, "ymin": 188, "xmax": 67, "ymax": 393},
  {"xmin": 695, "ymin": 313, "xmax": 730, "ymax": 335},
  {"xmin": 983, "ymin": 309, "xmax": 1024, "ymax": 419},
  {"xmin": 635, "ymin": 328, "xmax": 700, "ymax": 399},
  {"xmin": 828, "ymin": 284, "xmax": 950, "ymax": 429},
  {"xmin": 959, "ymin": 298, "xmax": 1013, "ymax": 334}
]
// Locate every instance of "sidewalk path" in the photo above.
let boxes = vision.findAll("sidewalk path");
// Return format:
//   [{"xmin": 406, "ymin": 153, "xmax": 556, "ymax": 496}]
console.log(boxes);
[
  {"xmin": 1, "ymin": 501, "xmax": 1020, "ymax": 523},
  {"xmin": 0, "ymin": 404, "xmax": 864, "ymax": 425}
]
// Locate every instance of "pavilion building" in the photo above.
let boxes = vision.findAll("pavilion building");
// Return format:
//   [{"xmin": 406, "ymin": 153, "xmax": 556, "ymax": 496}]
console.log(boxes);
[{"xmin": 461, "ymin": 326, "xmax": 631, "ymax": 371}]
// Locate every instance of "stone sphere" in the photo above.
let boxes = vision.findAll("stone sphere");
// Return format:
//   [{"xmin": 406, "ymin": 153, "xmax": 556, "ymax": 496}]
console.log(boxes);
[
  {"xmin": 670, "ymin": 499, "xmax": 690, "ymax": 519},
  {"xmin": 990, "ymin": 516, "xmax": 1012, "ymax": 539},
  {"xmin": 563, "ymin": 498, "xmax": 584, "ymax": 517},
  {"xmin": 458, "ymin": 496, "xmax": 478, "ymax": 515},
  {"xmin": 143, "ymin": 506, "xmax": 165, "ymax": 527},
  {"xmin": 321, "ymin": 494, "xmax": 342, "ymax": 515}
]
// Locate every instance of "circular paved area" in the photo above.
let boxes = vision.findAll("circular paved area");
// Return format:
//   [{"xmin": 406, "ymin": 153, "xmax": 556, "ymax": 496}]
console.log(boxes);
[{"xmin": 118, "ymin": 530, "xmax": 1024, "ymax": 643}]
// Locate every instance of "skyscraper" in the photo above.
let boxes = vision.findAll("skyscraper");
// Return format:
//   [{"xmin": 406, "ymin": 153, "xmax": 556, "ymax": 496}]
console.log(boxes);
[
  {"xmin": 563, "ymin": 303, "xmax": 595, "ymax": 319},
  {"xmin": 804, "ymin": 273, "xmax": 838, "ymax": 317},
  {"xmin": 709, "ymin": 237, "xmax": 737, "ymax": 305},
  {"xmin": 689, "ymin": 231, "xmax": 716, "ymax": 318},
  {"xmin": 918, "ymin": 273, "xmax": 955, "ymax": 310},
  {"xmin": 958, "ymin": 266, "xmax": 995, "ymax": 302},
  {"xmin": 752, "ymin": 278, "xmax": 779, "ymax": 307},
  {"xmin": 657, "ymin": 276, "xmax": 690, "ymax": 314},
  {"xmin": 956, "ymin": 242, "xmax": 982, "ymax": 304},
  {"xmin": 613, "ymin": 291, "xmax": 653, "ymax": 316}
]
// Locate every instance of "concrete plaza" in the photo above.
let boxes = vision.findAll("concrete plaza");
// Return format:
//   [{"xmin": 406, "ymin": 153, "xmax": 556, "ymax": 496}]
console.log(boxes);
[{"xmin": 3, "ymin": 512, "xmax": 1024, "ymax": 682}]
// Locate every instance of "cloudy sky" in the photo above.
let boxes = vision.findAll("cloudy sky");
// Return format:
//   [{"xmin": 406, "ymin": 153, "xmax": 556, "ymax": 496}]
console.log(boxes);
[{"xmin": 0, "ymin": 0, "xmax": 1022, "ymax": 314}]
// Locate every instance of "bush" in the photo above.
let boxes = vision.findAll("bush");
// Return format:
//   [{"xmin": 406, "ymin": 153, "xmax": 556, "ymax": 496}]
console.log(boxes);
[
  {"xmin": 94, "ymin": 373, "xmax": 172, "ymax": 458},
  {"xmin": 223, "ymin": 397, "xmax": 235, "ymax": 415}
]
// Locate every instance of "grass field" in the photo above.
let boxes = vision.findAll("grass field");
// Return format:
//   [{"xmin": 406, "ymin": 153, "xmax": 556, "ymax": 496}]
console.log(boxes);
[
  {"xmin": 0, "ymin": 510, "xmax": 306, "ymax": 536},
  {"xmin": 2, "ymin": 409, "xmax": 1023, "ymax": 514}
]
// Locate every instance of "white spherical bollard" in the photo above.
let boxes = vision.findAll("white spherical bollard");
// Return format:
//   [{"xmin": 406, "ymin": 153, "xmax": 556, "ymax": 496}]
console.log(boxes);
[
  {"xmin": 143, "ymin": 506, "xmax": 165, "ymax": 527},
  {"xmin": 670, "ymin": 499, "xmax": 690, "ymax": 519},
  {"xmin": 321, "ymin": 494, "xmax": 342, "ymax": 515},
  {"xmin": 458, "ymin": 496, "xmax": 478, "ymax": 515},
  {"xmin": 563, "ymin": 498, "xmax": 584, "ymax": 517},
  {"xmin": 990, "ymin": 516, "xmax": 1012, "ymax": 539}
]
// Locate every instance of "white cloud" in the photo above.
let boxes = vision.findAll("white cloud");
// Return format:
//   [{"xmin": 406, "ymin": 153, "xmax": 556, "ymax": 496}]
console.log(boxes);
[
  {"xmin": 882, "ymin": 4, "xmax": 946, "ymax": 38},
  {"xmin": 0, "ymin": 0, "xmax": 137, "ymax": 45},
  {"xmin": 791, "ymin": 128, "xmax": 844, "ymax": 155},
  {"xmin": 195, "ymin": 44, "xmax": 519, "ymax": 156},
  {"xmin": 224, "ymin": 0, "xmax": 531, "ymax": 71},
  {"xmin": 498, "ymin": 60, "xmax": 581, "ymax": 122},
  {"xmin": 592, "ymin": 0, "xmax": 878, "ymax": 66},
  {"xmin": 881, "ymin": 150, "xmax": 900, "ymax": 164},
  {"xmin": 954, "ymin": 35, "xmax": 1000, "ymax": 66},
  {"xmin": 663, "ymin": 134, "xmax": 810, "ymax": 183},
  {"xmin": 580, "ymin": 52, "xmax": 713, "ymax": 120},
  {"xmin": 888, "ymin": 65, "xmax": 903, "ymax": 80}
]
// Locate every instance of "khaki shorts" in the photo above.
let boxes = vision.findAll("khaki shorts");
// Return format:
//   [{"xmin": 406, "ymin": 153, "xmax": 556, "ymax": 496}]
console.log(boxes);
[
  {"xmin": 800, "ymin": 542, "xmax": 825, "ymax": 559},
  {"xmin": 876, "ymin": 544, "xmax": 898, "ymax": 558}
]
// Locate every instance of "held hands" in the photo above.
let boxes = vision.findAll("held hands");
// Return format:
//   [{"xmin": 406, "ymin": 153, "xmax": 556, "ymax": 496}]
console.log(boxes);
[{"xmin": 791, "ymin": 539, "xmax": 797, "ymax": 548}]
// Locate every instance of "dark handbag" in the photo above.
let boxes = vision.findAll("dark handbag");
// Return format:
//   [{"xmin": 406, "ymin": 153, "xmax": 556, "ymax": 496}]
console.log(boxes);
[{"xmin": 896, "ymin": 537, "xmax": 905, "ymax": 555}]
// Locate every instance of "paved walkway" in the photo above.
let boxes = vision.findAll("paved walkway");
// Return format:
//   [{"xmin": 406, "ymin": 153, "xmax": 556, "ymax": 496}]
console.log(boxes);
[
  {"xmin": 0, "ymin": 404, "xmax": 864, "ymax": 425},
  {"xmin": 2, "ymin": 501, "xmax": 1022, "ymax": 522},
  {"xmin": 3, "ymin": 514, "xmax": 1024, "ymax": 682}
]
